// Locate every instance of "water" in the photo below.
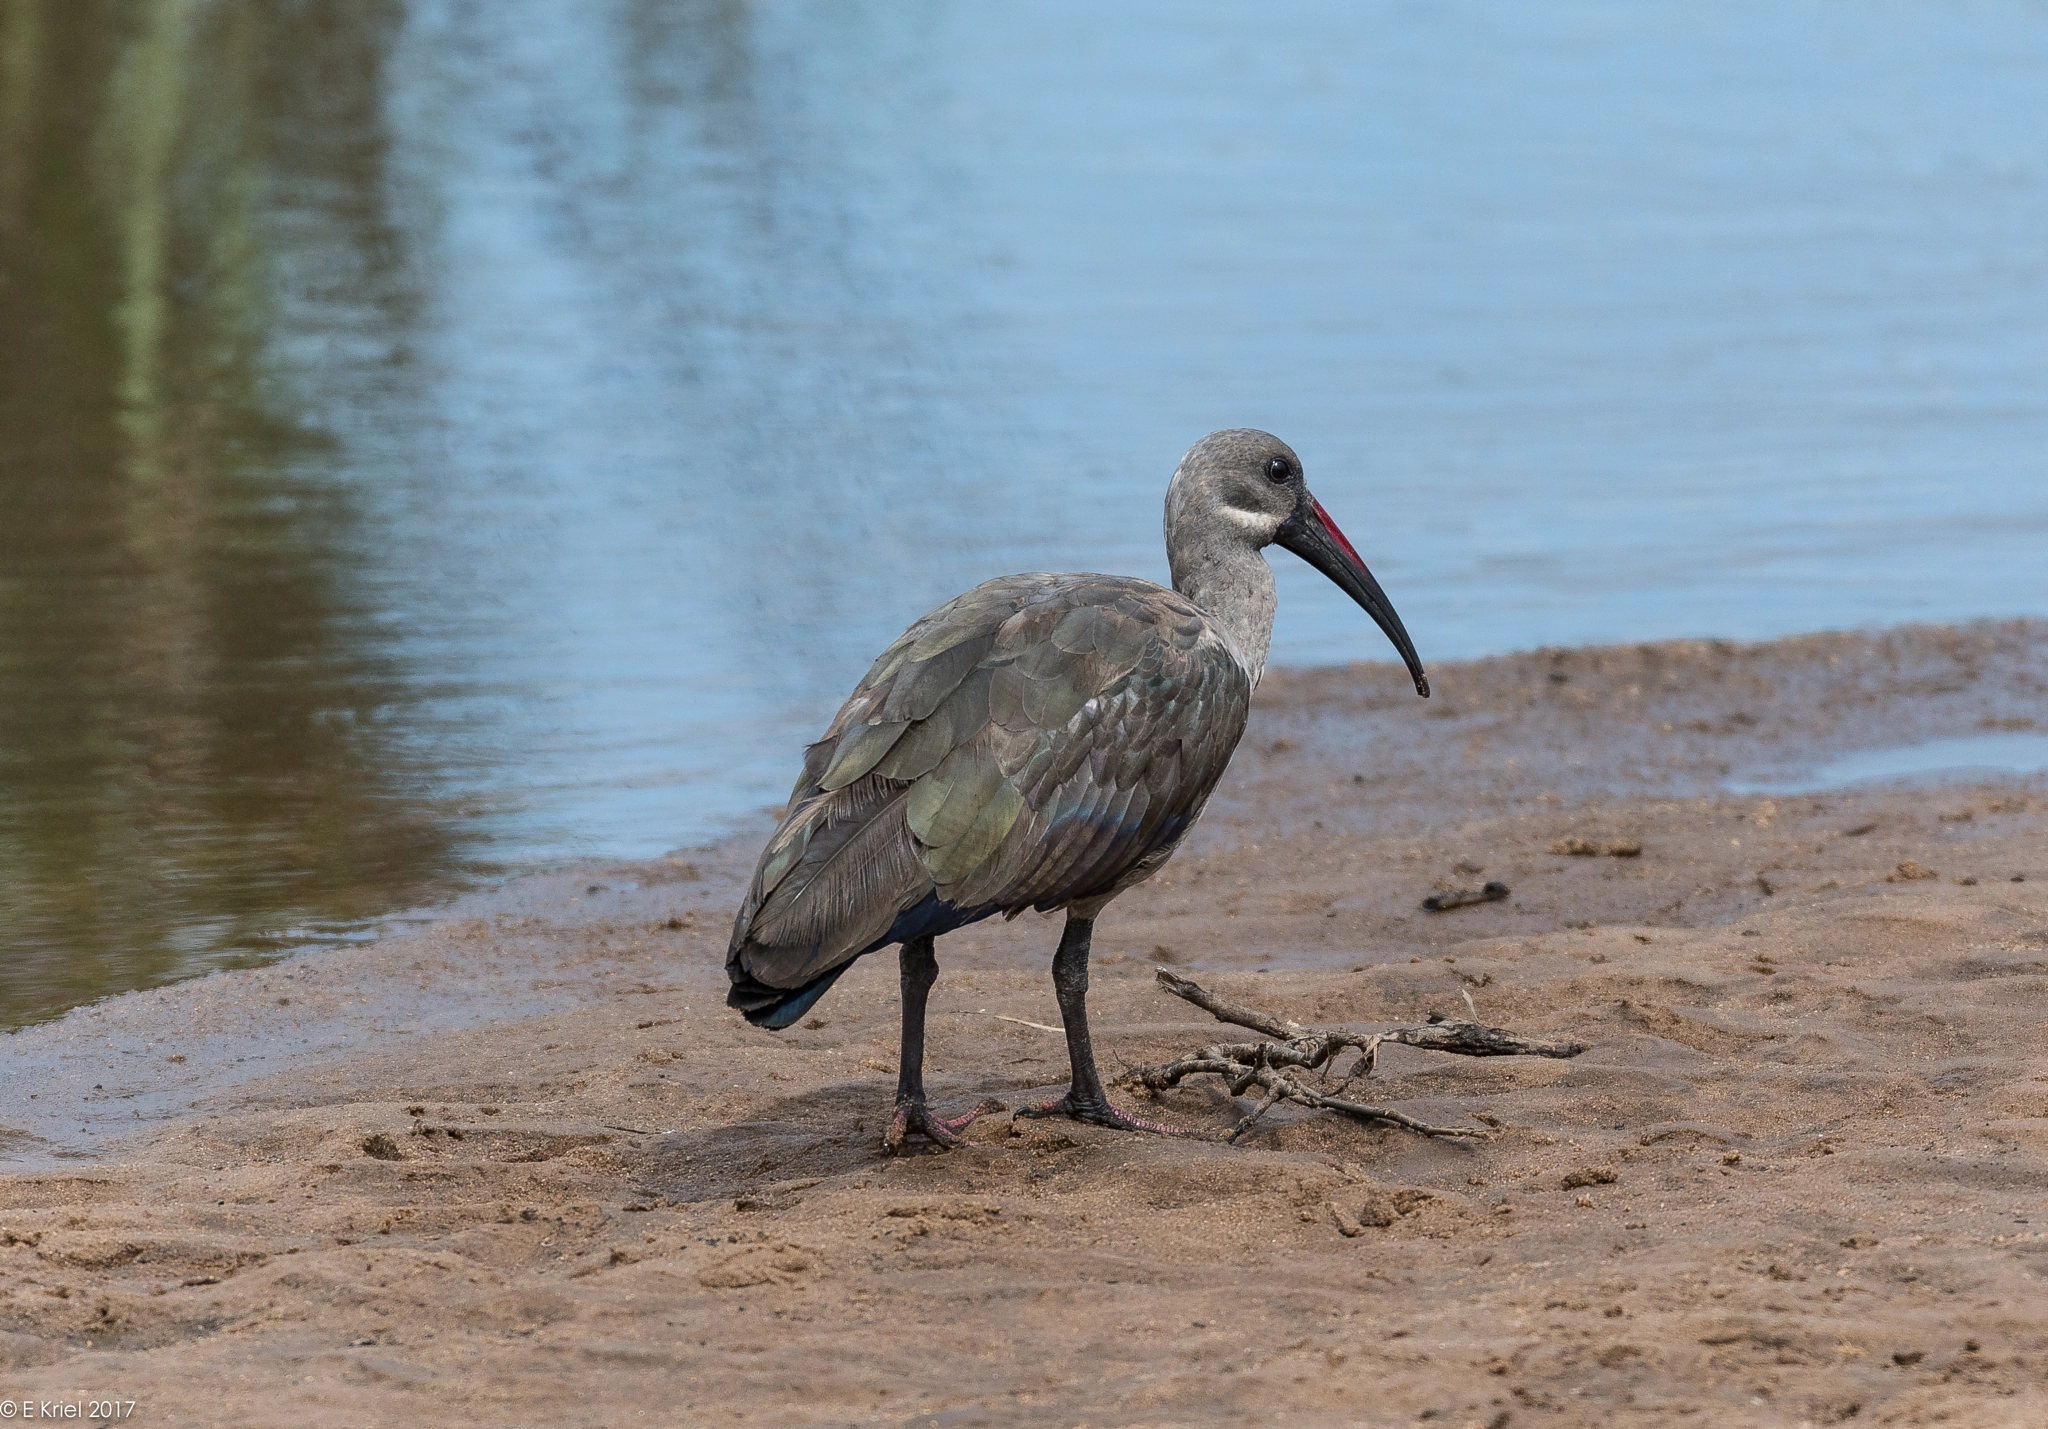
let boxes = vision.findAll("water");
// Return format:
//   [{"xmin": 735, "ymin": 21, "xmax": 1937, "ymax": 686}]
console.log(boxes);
[
  {"xmin": 5, "ymin": 1, "xmax": 2048, "ymax": 1025},
  {"xmin": 1729, "ymin": 733, "xmax": 2048, "ymax": 795}
]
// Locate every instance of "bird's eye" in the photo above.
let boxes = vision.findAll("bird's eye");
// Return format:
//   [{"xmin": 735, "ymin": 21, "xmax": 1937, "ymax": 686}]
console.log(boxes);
[{"xmin": 1265, "ymin": 457, "xmax": 1291, "ymax": 483}]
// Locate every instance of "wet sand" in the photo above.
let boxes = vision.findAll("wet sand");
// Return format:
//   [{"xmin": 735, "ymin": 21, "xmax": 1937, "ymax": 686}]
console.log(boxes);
[{"xmin": 2, "ymin": 622, "xmax": 2045, "ymax": 1427}]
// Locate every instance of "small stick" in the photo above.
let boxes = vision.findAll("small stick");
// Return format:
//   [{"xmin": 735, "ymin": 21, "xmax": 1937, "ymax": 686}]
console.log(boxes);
[
  {"xmin": 993, "ymin": 1014, "xmax": 1061, "ymax": 1033},
  {"xmin": 1230, "ymin": 1076, "xmax": 1293, "ymax": 1141},
  {"xmin": 1383, "ymin": 1015, "xmax": 1587, "ymax": 1059},
  {"xmin": 1421, "ymin": 881, "xmax": 1510, "ymax": 912},
  {"xmin": 1153, "ymin": 970, "xmax": 1303, "ymax": 1039}
]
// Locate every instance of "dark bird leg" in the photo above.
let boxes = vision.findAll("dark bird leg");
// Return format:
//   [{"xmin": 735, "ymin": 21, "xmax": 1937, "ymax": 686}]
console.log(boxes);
[
  {"xmin": 1020, "ymin": 914, "xmax": 1185, "ymax": 1134},
  {"xmin": 882, "ymin": 936, "xmax": 990, "ymax": 1152}
]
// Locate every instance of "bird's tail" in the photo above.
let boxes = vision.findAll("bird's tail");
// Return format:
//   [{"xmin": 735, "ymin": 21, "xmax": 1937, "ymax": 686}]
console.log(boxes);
[{"xmin": 725, "ymin": 959, "xmax": 852, "ymax": 1031}]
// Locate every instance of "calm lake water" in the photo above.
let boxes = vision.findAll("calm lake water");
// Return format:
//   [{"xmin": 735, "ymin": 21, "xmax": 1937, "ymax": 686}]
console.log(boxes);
[{"xmin": 4, "ymin": 0, "xmax": 2047, "ymax": 1025}]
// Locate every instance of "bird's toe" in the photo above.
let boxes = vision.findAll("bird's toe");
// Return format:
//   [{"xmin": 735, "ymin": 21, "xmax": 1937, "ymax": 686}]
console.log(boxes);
[
  {"xmin": 882, "ymin": 1097, "xmax": 1003, "ymax": 1153},
  {"xmin": 1018, "ymin": 1091, "xmax": 1193, "ymax": 1137}
]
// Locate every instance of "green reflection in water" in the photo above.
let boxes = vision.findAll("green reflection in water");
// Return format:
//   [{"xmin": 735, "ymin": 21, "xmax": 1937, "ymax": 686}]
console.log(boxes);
[{"xmin": 0, "ymin": 0, "xmax": 491, "ymax": 1027}]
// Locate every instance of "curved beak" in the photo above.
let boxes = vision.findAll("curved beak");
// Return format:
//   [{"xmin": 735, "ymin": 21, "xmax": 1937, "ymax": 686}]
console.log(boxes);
[{"xmin": 1274, "ymin": 493, "xmax": 1430, "ymax": 698}]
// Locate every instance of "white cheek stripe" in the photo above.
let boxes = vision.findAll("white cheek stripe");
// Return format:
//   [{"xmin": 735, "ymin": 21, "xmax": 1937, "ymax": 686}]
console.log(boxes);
[{"xmin": 1220, "ymin": 506, "xmax": 1279, "ymax": 541}]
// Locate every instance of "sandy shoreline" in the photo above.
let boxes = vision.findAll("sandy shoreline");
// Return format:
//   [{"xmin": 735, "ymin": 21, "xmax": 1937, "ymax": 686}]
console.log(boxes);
[{"xmin": 2, "ymin": 621, "xmax": 2045, "ymax": 1426}]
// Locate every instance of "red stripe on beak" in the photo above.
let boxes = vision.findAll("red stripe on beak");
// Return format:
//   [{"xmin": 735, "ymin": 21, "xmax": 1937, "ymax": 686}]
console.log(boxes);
[{"xmin": 1311, "ymin": 498, "xmax": 1367, "ymax": 569}]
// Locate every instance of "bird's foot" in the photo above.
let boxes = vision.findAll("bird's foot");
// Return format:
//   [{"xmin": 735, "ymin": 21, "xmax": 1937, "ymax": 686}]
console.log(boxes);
[
  {"xmin": 1017, "ymin": 1091, "xmax": 1192, "ymax": 1137},
  {"xmin": 882, "ymin": 1097, "xmax": 1004, "ymax": 1153}
]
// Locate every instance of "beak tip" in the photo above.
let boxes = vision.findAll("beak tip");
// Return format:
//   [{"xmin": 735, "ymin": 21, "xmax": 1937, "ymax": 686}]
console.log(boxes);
[{"xmin": 1415, "ymin": 674, "xmax": 1431, "ymax": 699}]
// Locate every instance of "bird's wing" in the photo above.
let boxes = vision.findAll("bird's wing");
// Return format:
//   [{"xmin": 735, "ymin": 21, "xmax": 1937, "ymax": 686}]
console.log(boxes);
[
  {"xmin": 728, "ymin": 574, "xmax": 1054, "ymax": 988},
  {"xmin": 934, "ymin": 579, "xmax": 1251, "ymax": 913},
  {"xmin": 729, "ymin": 574, "xmax": 1250, "ymax": 992}
]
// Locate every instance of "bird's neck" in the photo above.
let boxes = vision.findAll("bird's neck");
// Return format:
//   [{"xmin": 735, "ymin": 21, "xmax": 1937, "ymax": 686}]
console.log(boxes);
[{"xmin": 1169, "ymin": 535, "xmax": 1277, "ymax": 687}]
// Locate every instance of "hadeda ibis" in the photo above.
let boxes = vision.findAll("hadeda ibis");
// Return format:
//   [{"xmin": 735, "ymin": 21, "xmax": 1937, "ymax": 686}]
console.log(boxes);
[{"xmin": 726, "ymin": 429, "xmax": 1428, "ymax": 1148}]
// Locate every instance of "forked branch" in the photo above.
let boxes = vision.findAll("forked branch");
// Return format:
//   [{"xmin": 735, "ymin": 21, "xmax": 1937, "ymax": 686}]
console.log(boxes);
[{"xmin": 1118, "ymin": 970, "xmax": 1588, "ymax": 1144}]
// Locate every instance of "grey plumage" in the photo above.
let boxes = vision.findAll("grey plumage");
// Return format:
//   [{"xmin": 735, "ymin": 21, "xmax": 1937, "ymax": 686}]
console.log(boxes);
[
  {"xmin": 724, "ymin": 429, "xmax": 1429, "ymax": 1145},
  {"xmin": 728, "ymin": 573, "xmax": 1249, "ymax": 1001}
]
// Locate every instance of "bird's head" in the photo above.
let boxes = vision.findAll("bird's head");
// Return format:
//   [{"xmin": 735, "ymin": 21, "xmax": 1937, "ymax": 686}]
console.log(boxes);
[{"xmin": 1166, "ymin": 428, "xmax": 1429, "ymax": 698}]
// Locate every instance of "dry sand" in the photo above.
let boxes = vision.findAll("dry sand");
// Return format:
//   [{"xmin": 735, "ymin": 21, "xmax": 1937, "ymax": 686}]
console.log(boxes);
[{"xmin": 2, "ymin": 621, "xmax": 2045, "ymax": 1427}]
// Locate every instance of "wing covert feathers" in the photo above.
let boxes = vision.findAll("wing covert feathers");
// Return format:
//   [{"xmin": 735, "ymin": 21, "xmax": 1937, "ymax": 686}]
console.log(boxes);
[{"xmin": 727, "ymin": 573, "xmax": 1251, "ymax": 998}]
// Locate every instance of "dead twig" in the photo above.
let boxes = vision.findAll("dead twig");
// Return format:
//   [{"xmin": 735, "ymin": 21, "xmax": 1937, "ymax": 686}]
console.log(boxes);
[
  {"xmin": 1422, "ymin": 881, "xmax": 1511, "ymax": 912},
  {"xmin": 1119, "ymin": 970, "xmax": 1588, "ymax": 1144}
]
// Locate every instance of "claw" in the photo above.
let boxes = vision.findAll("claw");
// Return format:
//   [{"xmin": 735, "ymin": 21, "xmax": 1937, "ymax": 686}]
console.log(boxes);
[
  {"xmin": 1016, "ymin": 1091, "xmax": 1193, "ymax": 1137},
  {"xmin": 882, "ymin": 1097, "xmax": 1005, "ymax": 1153}
]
